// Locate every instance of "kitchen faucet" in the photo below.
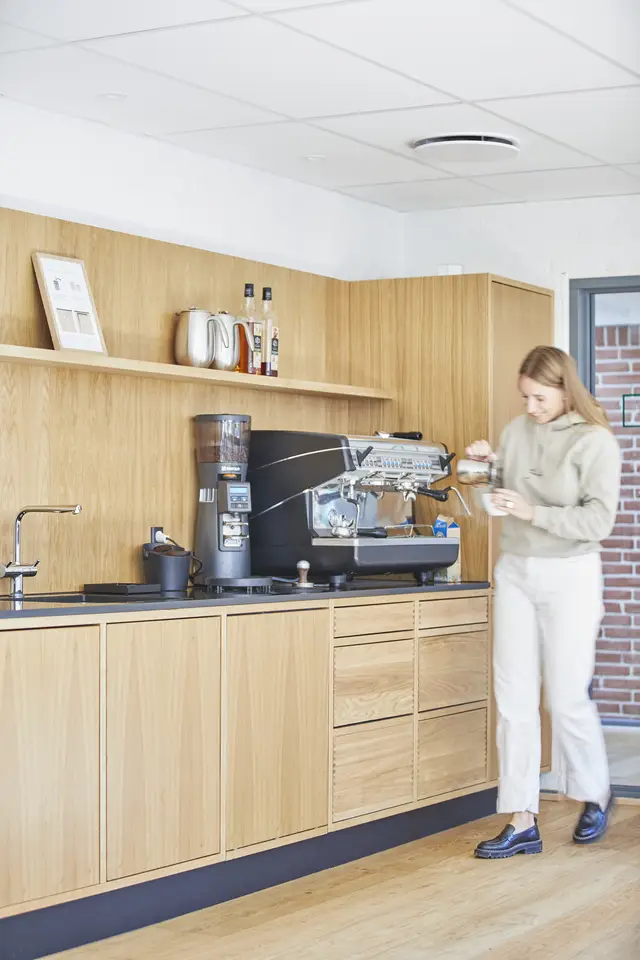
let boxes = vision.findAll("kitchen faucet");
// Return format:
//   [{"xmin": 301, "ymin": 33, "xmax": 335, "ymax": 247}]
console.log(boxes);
[{"xmin": 1, "ymin": 505, "xmax": 82, "ymax": 599}]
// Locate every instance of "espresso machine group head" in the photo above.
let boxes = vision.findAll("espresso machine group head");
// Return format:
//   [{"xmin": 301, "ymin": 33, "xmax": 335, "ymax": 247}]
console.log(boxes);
[{"xmin": 193, "ymin": 414, "xmax": 254, "ymax": 586}]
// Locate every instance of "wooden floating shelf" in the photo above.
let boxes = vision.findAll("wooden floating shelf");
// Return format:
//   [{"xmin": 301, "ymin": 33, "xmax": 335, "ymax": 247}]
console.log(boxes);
[{"xmin": 0, "ymin": 343, "xmax": 392, "ymax": 401}]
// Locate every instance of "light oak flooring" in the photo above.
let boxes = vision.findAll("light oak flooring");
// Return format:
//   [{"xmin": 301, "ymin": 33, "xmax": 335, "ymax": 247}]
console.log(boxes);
[
  {"xmin": 604, "ymin": 726, "xmax": 640, "ymax": 788},
  {"xmin": 52, "ymin": 800, "xmax": 640, "ymax": 960}
]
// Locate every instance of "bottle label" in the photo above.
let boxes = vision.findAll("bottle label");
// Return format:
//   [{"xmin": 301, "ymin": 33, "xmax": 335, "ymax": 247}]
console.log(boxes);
[
  {"xmin": 270, "ymin": 327, "xmax": 279, "ymax": 375},
  {"xmin": 250, "ymin": 321, "xmax": 264, "ymax": 375}
]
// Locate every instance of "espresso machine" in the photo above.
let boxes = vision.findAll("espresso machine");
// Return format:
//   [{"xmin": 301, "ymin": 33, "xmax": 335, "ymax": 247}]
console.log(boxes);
[
  {"xmin": 247, "ymin": 430, "xmax": 470, "ymax": 582},
  {"xmin": 193, "ymin": 414, "xmax": 261, "ymax": 586}
]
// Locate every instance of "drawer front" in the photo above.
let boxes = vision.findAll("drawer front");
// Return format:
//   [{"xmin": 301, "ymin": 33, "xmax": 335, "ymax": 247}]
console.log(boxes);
[
  {"xmin": 334, "ymin": 639, "xmax": 414, "ymax": 727},
  {"xmin": 417, "ymin": 708, "xmax": 487, "ymax": 800},
  {"xmin": 419, "ymin": 597, "xmax": 488, "ymax": 631},
  {"xmin": 332, "ymin": 717, "xmax": 414, "ymax": 822},
  {"xmin": 334, "ymin": 602, "xmax": 414, "ymax": 639},
  {"xmin": 418, "ymin": 632, "xmax": 488, "ymax": 712}
]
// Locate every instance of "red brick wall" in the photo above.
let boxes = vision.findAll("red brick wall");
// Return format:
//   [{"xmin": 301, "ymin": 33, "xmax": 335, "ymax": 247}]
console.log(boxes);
[{"xmin": 594, "ymin": 324, "xmax": 640, "ymax": 720}]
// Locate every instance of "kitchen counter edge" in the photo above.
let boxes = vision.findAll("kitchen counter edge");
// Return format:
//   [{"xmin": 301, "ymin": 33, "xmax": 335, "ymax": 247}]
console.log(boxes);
[{"xmin": 0, "ymin": 581, "xmax": 490, "ymax": 620}]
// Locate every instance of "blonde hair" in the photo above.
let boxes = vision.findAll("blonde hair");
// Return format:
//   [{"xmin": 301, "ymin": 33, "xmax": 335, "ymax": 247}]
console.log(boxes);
[{"xmin": 519, "ymin": 345, "xmax": 611, "ymax": 430}]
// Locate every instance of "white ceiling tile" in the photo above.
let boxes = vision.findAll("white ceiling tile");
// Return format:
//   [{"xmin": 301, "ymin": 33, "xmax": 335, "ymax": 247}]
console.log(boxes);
[
  {"xmin": 165, "ymin": 121, "xmax": 442, "ymax": 187},
  {"xmin": 341, "ymin": 178, "xmax": 508, "ymax": 212},
  {"xmin": 473, "ymin": 165, "xmax": 640, "ymax": 202},
  {"xmin": 315, "ymin": 103, "xmax": 596, "ymax": 175},
  {"xmin": 275, "ymin": 0, "xmax": 636, "ymax": 99},
  {"xmin": 85, "ymin": 17, "xmax": 452, "ymax": 118},
  {"xmin": 0, "ymin": 45, "xmax": 278, "ymax": 134},
  {"xmin": 231, "ymin": 1, "xmax": 345, "ymax": 9},
  {"xmin": 622, "ymin": 163, "xmax": 640, "ymax": 178},
  {"xmin": 0, "ymin": 21, "xmax": 55, "ymax": 52},
  {"xmin": 489, "ymin": 87, "xmax": 640, "ymax": 164},
  {"xmin": 0, "ymin": 0, "xmax": 244, "ymax": 42},
  {"xmin": 508, "ymin": 0, "xmax": 640, "ymax": 76}
]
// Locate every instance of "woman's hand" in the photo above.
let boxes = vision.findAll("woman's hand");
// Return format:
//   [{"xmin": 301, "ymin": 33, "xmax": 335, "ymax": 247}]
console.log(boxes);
[
  {"xmin": 465, "ymin": 440, "xmax": 496, "ymax": 462},
  {"xmin": 493, "ymin": 489, "xmax": 534, "ymax": 522}
]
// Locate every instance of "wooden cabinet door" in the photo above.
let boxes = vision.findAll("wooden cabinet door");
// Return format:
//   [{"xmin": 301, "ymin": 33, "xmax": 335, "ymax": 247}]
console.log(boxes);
[
  {"xmin": 226, "ymin": 609, "xmax": 330, "ymax": 850},
  {"xmin": 419, "ymin": 632, "xmax": 488, "ymax": 712},
  {"xmin": 332, "ymin": 716, "xmax": 414, "ymax": 822},
  {"xmin": 333, "ymin": 638, "xmax": 414, "ymax": 727},
  {"xmin": 106, "ymin": 618, "xmax": 221, "ymax": 880},
  {"xmin": 418, "ymin": 708, "xmax": 487, "ymax": 800},
  {"xmin": 0, "ymin": 626, "xmax": 100, "ymax": 907}
]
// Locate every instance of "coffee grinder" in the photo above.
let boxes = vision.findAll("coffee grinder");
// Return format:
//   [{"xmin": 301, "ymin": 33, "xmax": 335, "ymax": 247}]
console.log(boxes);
[{"xmin": 193, "ymin": 413, "xmax": 259, "ymax": 586}]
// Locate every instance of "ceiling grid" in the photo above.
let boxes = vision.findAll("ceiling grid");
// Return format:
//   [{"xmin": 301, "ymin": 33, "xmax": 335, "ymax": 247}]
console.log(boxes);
[{"xmin": 0, "ymin": 0, "xmax": 638, "ymax": 210}]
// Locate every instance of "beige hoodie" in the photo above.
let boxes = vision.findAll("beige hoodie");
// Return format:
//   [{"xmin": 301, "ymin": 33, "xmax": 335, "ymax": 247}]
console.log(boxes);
[{"xmin": 497, "ymin": 412, "xmax": 621, "ymax": 558}]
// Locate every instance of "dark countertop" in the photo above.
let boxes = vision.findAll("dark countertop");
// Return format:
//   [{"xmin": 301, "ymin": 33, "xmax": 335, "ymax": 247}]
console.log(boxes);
[{"xmin": 0, "ymin": 580, "xmax": 490, "ymax": 620}]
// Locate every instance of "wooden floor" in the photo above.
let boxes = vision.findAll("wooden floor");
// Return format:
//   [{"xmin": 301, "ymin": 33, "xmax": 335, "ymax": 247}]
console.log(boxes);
[
  {"xmin": 53, "ymin": 800, "xmax": 640, "ymax": 960},
  {"xmin": 604, "ymin": 726, "xmax": 640, "ymax": 787}
]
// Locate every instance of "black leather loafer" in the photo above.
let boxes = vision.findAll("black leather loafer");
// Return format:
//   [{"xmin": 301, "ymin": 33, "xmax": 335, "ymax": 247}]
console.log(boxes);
[
  {"xmin": 474, "ymin": 822, "xmax": 542, "ymax": 859},
  {"xmin": 573, "ymin": 795, "xmax": 614, "ymax": 845}
]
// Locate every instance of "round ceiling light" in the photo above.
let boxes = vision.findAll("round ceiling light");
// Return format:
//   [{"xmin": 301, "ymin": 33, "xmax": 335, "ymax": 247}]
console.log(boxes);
[{"xmin": 409, "ymin": 134, "xmax": 520, "ymax": 163}]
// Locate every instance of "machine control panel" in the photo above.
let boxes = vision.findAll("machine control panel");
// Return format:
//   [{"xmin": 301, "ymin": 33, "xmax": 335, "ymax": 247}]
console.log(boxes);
[
  {"xmin": 360, "ymin": 454, "xmax": 440, "ymax": 472},
  {"xmin": 344, "ymin": 436, "xmax": 449, "ymax": 481},
  {"xmin": 218, "ymin": 481, "xmax": 252, "ymax": 514}
]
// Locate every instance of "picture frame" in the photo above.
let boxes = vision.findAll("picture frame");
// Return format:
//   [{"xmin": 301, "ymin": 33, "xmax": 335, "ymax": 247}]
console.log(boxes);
[{"xmin": 32, "ymin": 252, "xmax": 108, "ymax": 355}]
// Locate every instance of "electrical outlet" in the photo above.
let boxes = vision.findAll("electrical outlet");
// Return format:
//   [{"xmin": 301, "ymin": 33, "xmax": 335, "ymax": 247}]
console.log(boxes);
[{"xmin": 150, "ymin": 526, "xmax": 164, "ymax": 544}]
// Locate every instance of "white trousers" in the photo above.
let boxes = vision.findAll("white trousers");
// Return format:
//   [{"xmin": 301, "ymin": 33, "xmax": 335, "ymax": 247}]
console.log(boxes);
[{"xmin": 493, "ymin": 552, "xmax": 610, "ymax": 815}]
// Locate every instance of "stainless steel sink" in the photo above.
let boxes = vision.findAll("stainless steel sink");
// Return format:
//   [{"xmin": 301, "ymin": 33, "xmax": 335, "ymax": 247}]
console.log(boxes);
[
  {"xmin": 24, "ymin": 591, "xmax": 195, "ymax": 605},
  {"xmin": 24, "ymin": 593, "xmax": 124, "ymax": 604},
  {"xmin": 23, "ymin": 592, "xmax": 172, "ymax": 604},
  {"xmin": 0, "ymin": 591, "xmax": 187, "ymax": 610}
]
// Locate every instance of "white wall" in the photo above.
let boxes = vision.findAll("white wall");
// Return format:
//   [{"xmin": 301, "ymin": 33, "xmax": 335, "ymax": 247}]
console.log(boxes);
[
  {"xmin": 0, "ymin": 98, "xmax": 402, "ymax": 281},
  {"xmin": 402, "ymin": 196, "xmax": 640, "ymax": 348},
  {"xmin": 3, "ymin": 96, "xmax": 639, "ymax": 320}
]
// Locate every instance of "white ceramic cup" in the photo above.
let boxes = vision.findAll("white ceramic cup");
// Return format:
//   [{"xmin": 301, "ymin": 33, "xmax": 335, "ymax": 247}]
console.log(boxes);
[{"xmin": 481, "ymin": 490, "xmax": 507, "ymax": 517}]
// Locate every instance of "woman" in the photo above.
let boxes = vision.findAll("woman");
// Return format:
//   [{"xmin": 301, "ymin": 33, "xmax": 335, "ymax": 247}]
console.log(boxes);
[{"xmin": 468, "ymin": 346, "xmax": 621, "ymax": 859}]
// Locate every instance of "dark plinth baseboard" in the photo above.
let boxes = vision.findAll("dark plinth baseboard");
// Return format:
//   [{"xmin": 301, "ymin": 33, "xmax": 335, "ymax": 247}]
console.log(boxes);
[{"xmin": 1, "ymin": 788, "xmax": 497, "ymax": 960}]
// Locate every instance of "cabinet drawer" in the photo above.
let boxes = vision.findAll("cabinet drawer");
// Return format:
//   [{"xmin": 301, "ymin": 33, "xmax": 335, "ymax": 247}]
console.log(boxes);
[
  {"xmin": 418, "ymin": 632, "xmax": 488, "ymax": 712},
  {"xmin": 332, "ymin": 717, "xmax": 413, "ymax": 822},
  {"xmin": 334, "ymin": 601, "xmax": 414, "ymax": 639},
  {"xmin": 334, "ymin": 639, "xmax": 414, "ymax": 727},
  {"xmin": 417, "ymin": 708, "xmax": 487, "ymax": 800},
  {"xmin": 419, "ymin": 597, "xmax": 488, "ymax": 631}
]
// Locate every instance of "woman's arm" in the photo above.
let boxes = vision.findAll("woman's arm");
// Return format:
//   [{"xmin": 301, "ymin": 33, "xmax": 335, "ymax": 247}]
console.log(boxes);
[{"xmin": 531, "ymin": 428, "xmax": 621, "ymax": 542}]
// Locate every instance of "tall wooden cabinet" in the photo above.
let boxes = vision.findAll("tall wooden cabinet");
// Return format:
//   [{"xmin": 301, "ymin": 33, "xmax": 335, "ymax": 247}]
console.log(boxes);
[{"xmin": 346, "ymin": 274, "xmax": 555, "ymax": 582}]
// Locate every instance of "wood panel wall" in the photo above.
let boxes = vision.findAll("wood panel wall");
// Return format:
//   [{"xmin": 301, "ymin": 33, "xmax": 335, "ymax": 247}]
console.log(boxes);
[
  {"xmin": 0, "ymin": 207, "xmax": 552, "ymax": 589},
  {"xmin": 0, "ymin": 207, "xmax": 376, "ymax": 590}
]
